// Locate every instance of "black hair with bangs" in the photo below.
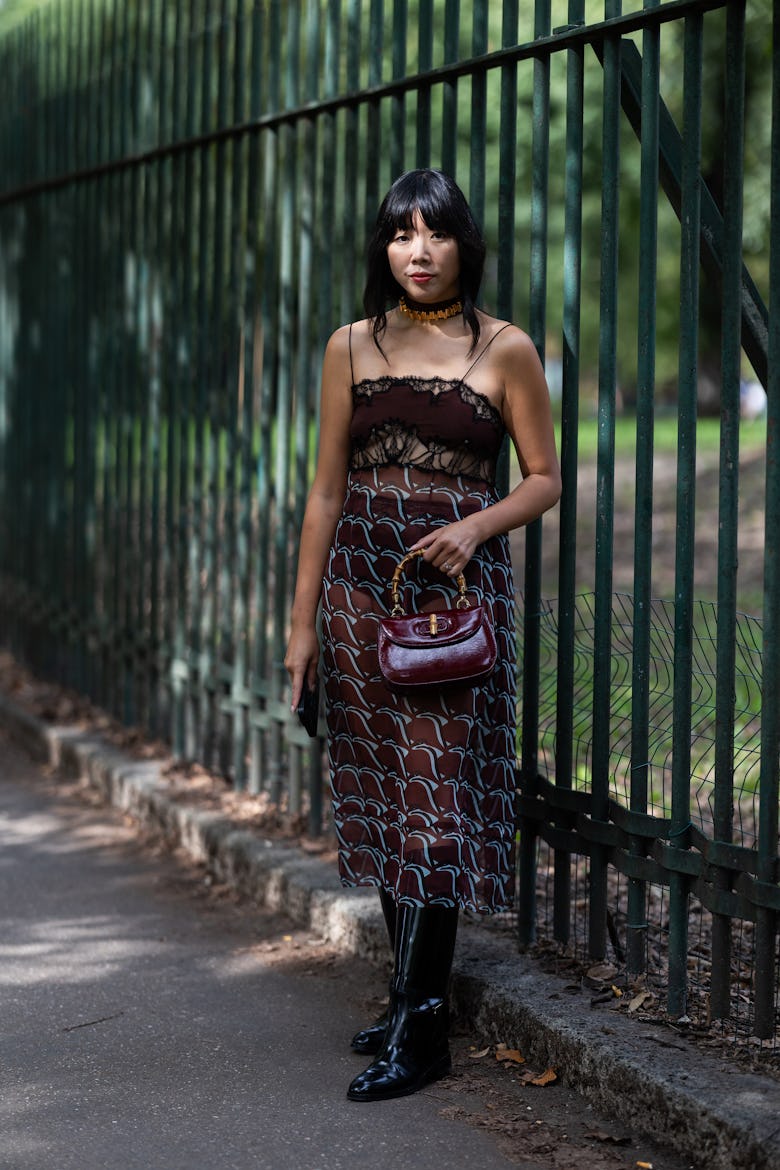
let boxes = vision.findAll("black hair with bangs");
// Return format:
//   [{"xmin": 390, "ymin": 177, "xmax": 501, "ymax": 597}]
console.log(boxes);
[{"xmin": 363, "ymin": 169, "xmax": 486, "ymax": 354}]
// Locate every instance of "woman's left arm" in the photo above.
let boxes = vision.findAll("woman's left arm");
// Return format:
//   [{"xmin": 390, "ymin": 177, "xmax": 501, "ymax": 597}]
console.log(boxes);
[{"xmin": 411, "ymin": 326, "xmax": 562, "ymax": 576}]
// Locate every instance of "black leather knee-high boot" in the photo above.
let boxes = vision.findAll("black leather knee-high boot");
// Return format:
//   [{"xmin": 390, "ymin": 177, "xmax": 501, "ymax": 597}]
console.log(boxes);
[
  {"xmin": 347, "ymin": 902, "xmax": 459, "ymax": 1102},
  {"xmin": 350, "ymin": 888, "xmax": 397, "ymax": 1054}
]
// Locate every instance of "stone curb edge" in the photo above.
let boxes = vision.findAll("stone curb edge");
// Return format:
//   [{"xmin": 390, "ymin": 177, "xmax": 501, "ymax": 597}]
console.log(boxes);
[{"xmin": 1, "ymin": 693, "xmax": 778, "ymax": 1170}]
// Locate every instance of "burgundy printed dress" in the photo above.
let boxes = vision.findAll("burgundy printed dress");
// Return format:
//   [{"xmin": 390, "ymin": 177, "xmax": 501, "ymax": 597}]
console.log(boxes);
[{"xmin": 321, "ymin": 342, "xmax": 516, "ymax": 914}]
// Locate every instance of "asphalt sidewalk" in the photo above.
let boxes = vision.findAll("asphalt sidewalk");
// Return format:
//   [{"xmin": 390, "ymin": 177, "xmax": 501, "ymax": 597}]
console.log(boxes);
[{"xmin": 1, "ymin": 693, "xmax": 779, "ymax": 1170}]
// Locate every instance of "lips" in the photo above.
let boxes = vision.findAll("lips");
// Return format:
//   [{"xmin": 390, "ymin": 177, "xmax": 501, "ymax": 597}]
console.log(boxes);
[{"xmin": 409, "ymin": 274, "xmax": 433, "ymax": 284}]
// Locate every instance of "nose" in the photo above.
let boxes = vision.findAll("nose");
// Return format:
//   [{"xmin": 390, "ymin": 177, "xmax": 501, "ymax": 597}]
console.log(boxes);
[{"xmin": 410, "ymin": 233, "xmax": 430, "ymax": 263}]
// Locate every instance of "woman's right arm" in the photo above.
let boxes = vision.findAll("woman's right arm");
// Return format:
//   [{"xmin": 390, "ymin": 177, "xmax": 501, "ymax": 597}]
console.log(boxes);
[{"xmin": 285, "ymin": 325, "xmax": 354, "ymax": 713}]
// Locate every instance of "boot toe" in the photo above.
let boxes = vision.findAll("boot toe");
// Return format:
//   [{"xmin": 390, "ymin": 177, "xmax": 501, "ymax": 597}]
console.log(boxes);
[
  {"xmin": 346, "ymin": 1059, "xmax": 412, "ymax": 1102},
  {"xmin": 349, "ymin": 1014, "xmax": 388, "ymax": 1054},
  {"xmin": 346, "ymin": 1051, "xmax": 452, "ymax": 1102}
]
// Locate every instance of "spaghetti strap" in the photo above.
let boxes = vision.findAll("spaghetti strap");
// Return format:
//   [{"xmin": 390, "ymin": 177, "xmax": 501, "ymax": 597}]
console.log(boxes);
[
  {"xmin": 460, "ymin": 322, "xmax": 512, "ymax": 384},
  {"xmin": 348, "ymin": 323, "xmax": 355, "ymax": 386}
]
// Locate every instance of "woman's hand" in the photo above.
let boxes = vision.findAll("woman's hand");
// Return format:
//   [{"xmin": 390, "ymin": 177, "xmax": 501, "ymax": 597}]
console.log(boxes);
[
  {"xmin": 409, "ymin": 516, "xmax": 484, "ymax": 578},
  {"xmin": 285, "ymin": 625, "xmax": 321, "ymax": 714}
]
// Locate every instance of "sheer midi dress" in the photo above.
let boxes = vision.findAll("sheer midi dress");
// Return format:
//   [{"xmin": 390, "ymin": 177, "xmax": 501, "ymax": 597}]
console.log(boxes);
[{"xmin": 321, "ymin": 326, "xmax": 516, "ymax": 914}]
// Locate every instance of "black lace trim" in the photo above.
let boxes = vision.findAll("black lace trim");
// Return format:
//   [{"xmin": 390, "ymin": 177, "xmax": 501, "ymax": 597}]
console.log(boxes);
[
  {"xmin": 352, "ymin": 375, "xmax": 503, "ymax": 428},
  {"xmin": 349, "ymin": 418, "xmax": 497, "ymax": 483}
]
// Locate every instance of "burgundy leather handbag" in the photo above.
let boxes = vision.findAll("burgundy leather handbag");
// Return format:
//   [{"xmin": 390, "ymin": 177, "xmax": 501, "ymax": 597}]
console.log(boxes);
[{"xmin": 377, "ymin": 550, "xmax": 497, "ymax": 691}]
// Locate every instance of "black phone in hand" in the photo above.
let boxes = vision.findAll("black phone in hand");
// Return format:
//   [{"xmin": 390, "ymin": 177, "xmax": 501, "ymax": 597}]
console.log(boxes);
[{"xmin": 296, "ymin": 679, "xmax": 320, "ymax": 738}]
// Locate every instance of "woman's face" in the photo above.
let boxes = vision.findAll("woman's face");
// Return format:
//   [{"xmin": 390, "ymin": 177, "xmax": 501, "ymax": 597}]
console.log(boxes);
[{"xmin": 386, "ymin": 209, "xmax": 461, "ymax": 303}]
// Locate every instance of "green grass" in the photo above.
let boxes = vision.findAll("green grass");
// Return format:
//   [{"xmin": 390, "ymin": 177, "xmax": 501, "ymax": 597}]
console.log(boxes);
[{"xmin": 556, "ymin": 414, "xmax": 767, "ymax": 462}]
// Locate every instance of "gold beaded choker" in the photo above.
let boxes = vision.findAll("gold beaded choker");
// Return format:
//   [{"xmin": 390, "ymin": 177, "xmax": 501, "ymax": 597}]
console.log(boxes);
[{"xmin": 398, "ymin": 294, "xmax": 463, "ymax": 322}]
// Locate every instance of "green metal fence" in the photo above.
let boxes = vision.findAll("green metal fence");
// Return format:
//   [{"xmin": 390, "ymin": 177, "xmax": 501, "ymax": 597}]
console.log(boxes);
[{"xmin": 0, "ymin": 0, "xmax": 777, "ymax": 1042}]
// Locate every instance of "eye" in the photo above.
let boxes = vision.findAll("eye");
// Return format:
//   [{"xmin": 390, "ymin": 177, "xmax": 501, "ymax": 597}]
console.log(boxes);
[{"xmin": 392, "ymin": 229, "xmax": 411, "ymax": 243}]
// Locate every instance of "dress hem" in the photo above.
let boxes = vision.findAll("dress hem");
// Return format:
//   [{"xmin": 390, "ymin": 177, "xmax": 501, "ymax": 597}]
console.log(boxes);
[{"xmin": 338, "ymin": 873, "xmax": 514, "ymax": 917}]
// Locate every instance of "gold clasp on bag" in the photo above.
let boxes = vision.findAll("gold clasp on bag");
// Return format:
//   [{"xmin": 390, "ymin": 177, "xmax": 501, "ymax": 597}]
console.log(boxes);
[{"xmin": 429, "ymin": 613, "xmax": 438, "ymax": 636}]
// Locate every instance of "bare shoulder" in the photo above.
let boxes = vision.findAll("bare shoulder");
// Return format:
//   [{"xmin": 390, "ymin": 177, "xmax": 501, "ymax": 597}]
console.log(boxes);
[
  {"xmin": 325, "ymin": 321, "xmax": 353, "ymax": 358},
  {"xmin": 479, "ymin": 316, "xmax": 540, "ymax": 364},
  {"xmin": 326, "ymin": 318, "xmax": 375, "ymax": 363}
]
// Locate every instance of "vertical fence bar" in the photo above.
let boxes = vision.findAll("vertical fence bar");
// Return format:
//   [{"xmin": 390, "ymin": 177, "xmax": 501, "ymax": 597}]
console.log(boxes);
[
  {"xmin": 268, "ymin": 0, "xmax": 301, "ymax": 804},
  {"xmin": 176, "ymin": 0, "xmax": 201, "ymax": 758},
  {"xmin": 169, "ymin": 0, "xmax": 190, "ymax": 757},
  {"xmin": 78, "ymin": 0, "xmax": 95, "ymax": 697},
  {"xmin": 223, "ymin": 0, "xmax": 250, "ymax": 786},
  {"xmin": 520, "ymin": 0, "xmax": 550, "ymax": 942},
  {"xmin": 336, "ymin": 0, "xmax": 357, "ymax": 320},
  {"xmin": 365, "ymin": 0, "xmax": 383, "ymax": 228},
  {"xmin": 250, "ymin": 0, "xmax": 280, "ymax": 793},
  {"xmin": 320, "ymin": 0, "xmax": 340, "ymax": 355},
  {"xmin": 627, "ymin": 0, "xmax": 660, "ymax": 976},
  {"xmin": 390, "ymin": 0, "xmax": 407, "ymax": 178},
  {"xmin": 25, "ymin": 18, "xmax": 41, "ymax": 677},
  {"xmin": 236, "ymin": 0, "xmax": 264, "ymax": 789},
  {"xmin": 754, "ymin": 1, "xmax": 780, "ymax": 1040},
  {"xmin": 110, "ymin": 0, "xmax": 132, "ymax": 722},
  {"xmin": 340, "ymin": 0, "xmax": 360, "ymax": 319},
  {"xmin": 415, "ymin": 0, "xmax": 433, "ymax": 167},
  {"xmin": 468, "ymin": 0, "xmax": 488, "ymax": 227},
  {"xmin": 497, "ymin": 0, "xmax": 518, "ymax": 379},
  {"xmin": 306, "ymin": 0, "xmax": 343, "ymax": 834},
  {"xmin": 495, "ymin": 0, "xmax": 533, "ymax": 950},
  {"xmin": 159, "ymin": 0, "xmax": 180, "ymax": 740},
  {"xmin": 287, "ymin": 0, "xmax": 321, "ymax": 815},
  {"xmin": 668, "ymin": 12, "xmax": 703, "ymax": 1019},
  {"xmin": 190, "ymin": 0, "xmax": 215, "ymax": 756},
  {"xmin": 93, "ymin": 0, "xmax": 112, "ymax": 708},
  {"xmin": 589, "ymin": 0, "xmax": 622, "ymax": 961},
  {"xmin": 441, "ymin": 0, "xmax": 460, "ymax": 177},
  {"xmin": 710, "ymin": 0, "xmax": 745, "ymax": 1019},
  {"xmin": 136, "ymin": 0, "xmax": 155, "ymax": 725},
  {"xmin": 553, "ymin": 0, "xmax": 585, "ymax": 948},
  {"xmin": 199, "ymin": 0, "xmax": 231, "ymax": 767},
  {"xmin": 127, "ymin": 0, "xmax": 148, "ymax": 722},
  {"xmin": 65, "ymin": 0, "xmax": 83, "ymax": 690},
  {"xmin": 76, "ymin": 0, "xmax": 96, "ymax": 695},
  {"xmin": 145, "ymin": 0, "xmax": 166, "ymax": 735}
]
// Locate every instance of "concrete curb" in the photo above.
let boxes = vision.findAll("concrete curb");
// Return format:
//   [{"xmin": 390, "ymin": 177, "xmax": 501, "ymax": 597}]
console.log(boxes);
[{"xmin": 1, "ymin": 693, "xmax": 779, "ymax": 1170}]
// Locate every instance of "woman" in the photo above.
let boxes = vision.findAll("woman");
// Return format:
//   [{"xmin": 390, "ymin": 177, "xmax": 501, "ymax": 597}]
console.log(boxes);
[{"xmin": 285, "ymin": 169, "xmax": 561, "ymax": 1102}]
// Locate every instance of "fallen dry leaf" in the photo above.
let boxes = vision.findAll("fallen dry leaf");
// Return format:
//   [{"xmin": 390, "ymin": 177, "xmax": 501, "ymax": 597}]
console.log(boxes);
[
  {"xmin": 495, "ymin": 1048, "xmax": 525, "ymax": 1065},
  {"xmin": 637, "ymin": 1162, "xmax": 654, "ymax": 1169},
  {"xmin": 520, "ymin": 1067, "xmax": 558, "ymax": 1086},
  {"xmin": 611, "ymin": 984, "xmax": 623, "ymax": 997},
  {"xmin": 469, "ymin": 1046, "xmax": 491, "ymax": 1059},
  {"xmin": 628, "ymin": 990, "xmax": 654, "ymax": 1014}
]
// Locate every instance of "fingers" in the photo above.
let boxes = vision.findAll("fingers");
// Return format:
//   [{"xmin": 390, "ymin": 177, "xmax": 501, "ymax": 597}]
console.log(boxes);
[
  {"xmin": 285, "ymin": 629, "xmax": 320, "ymax": 714},
  {"xmin": 286, "ymin": 657, "xmax": 320, "ymax": 715},
  {"xmin": 409, "ymin": 532, "xmax": 471, "ymax": 578},
  {"xmin": 289, "ymin": 671, "xmax": 305, "ymax": 714}
]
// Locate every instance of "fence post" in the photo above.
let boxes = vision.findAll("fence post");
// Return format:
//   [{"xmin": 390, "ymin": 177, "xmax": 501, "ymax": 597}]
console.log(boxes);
[
  {"xmin": 627, "ymin": 0, "xmax": 661, "ymax": 978},
  {"xmin": 668, "ymin": 11, "xmax": 703, "ymax": 1019},
  {"xmin": 754, "ymin": 4, "xmax": 780, "ymax": 1040},
  {"xmin": 590, "ymin": 0, "xmax": 622, "ymax": 963}
]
